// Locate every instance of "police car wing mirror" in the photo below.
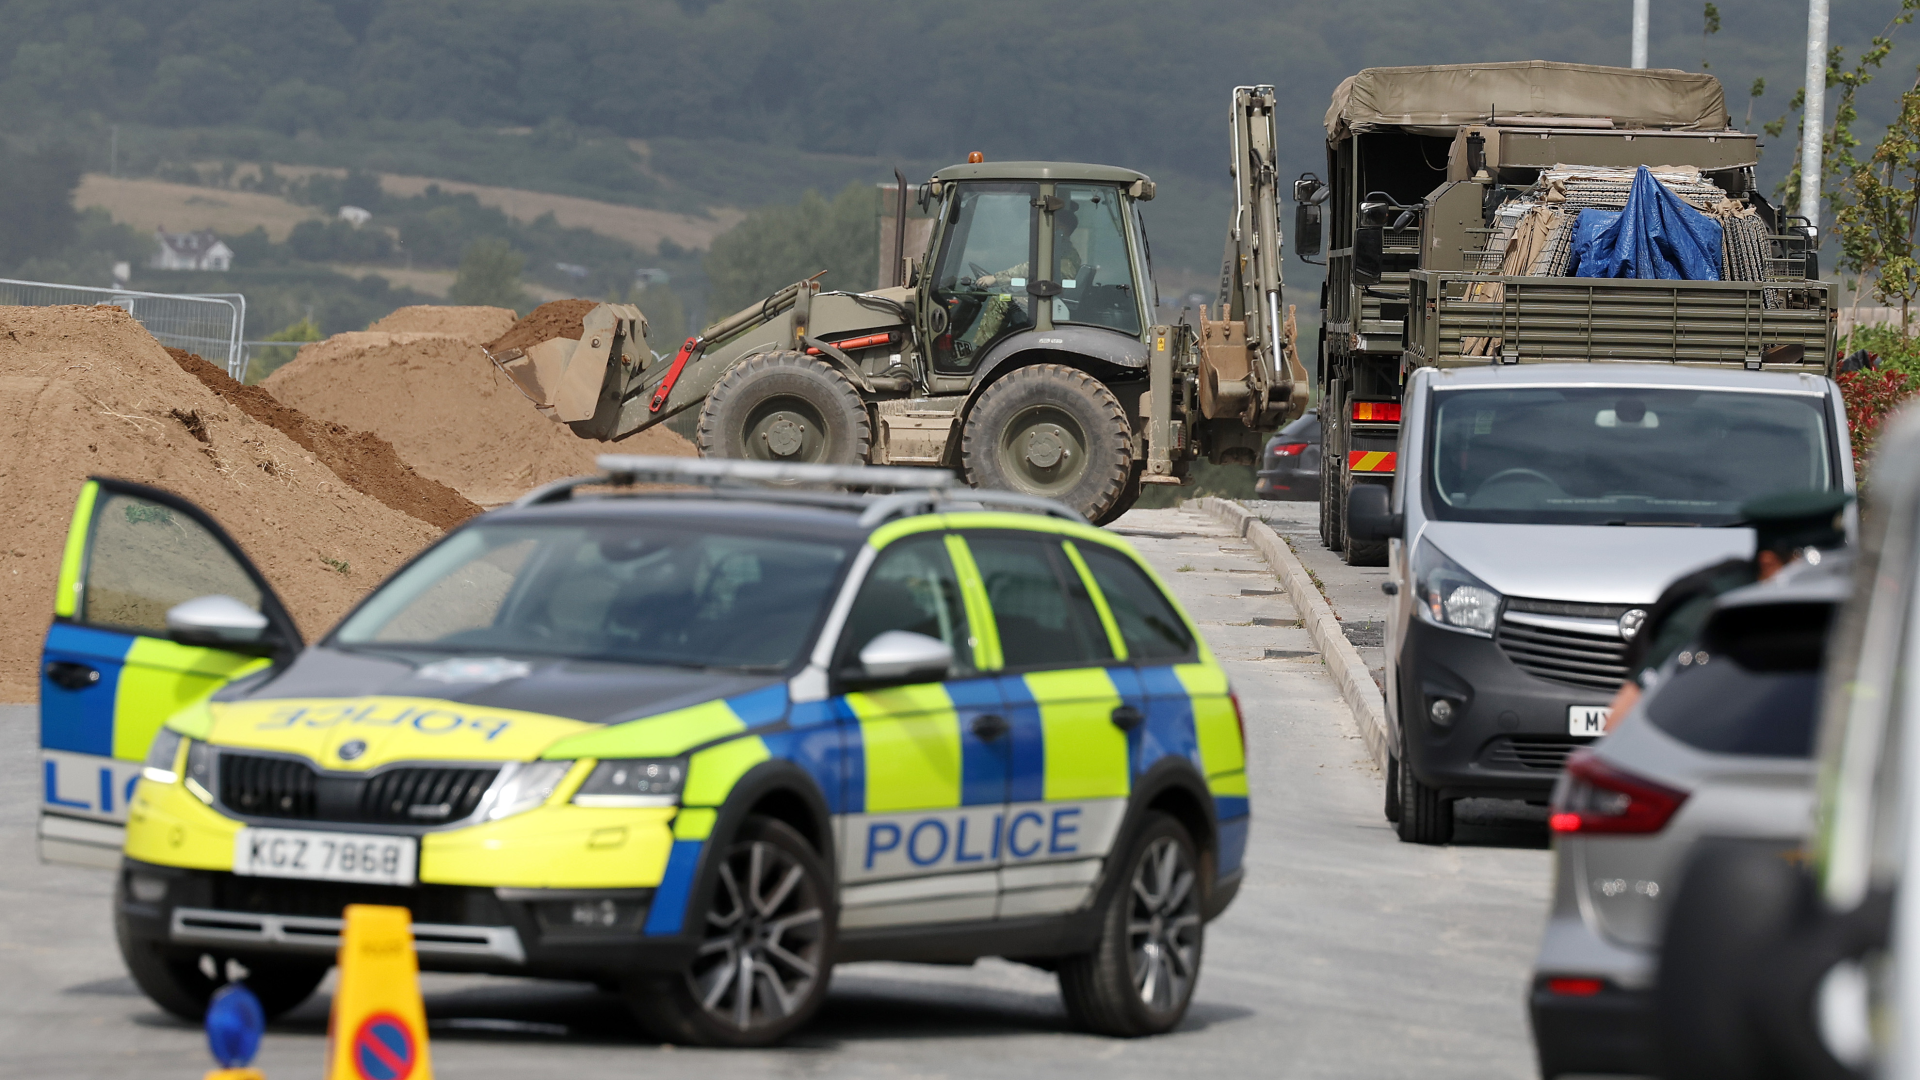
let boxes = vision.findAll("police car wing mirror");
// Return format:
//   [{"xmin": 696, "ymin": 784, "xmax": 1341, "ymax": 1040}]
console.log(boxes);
[
  {"xmin": 166, "ymin": 594, "xmax": 275, "ymax": 651},
  {"xmin": 856, "ymin": 631, "xmax": 953, "ymax": 684}
]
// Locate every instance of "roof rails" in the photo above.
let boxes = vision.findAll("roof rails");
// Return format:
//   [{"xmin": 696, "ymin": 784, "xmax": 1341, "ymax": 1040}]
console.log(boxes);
[{"xmin": 509, "ymin": 455, "xmax": 1084, "ymax": 525}]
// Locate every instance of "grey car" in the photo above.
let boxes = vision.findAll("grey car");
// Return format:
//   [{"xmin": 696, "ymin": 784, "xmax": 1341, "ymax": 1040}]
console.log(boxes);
[
  {"xmin": 1527, "ymin": 554, "xmax": 1850, "ymax": 1077},
  {"xmin": 1368, "ymin": 364, "xmax": 1855, "ymax": 845}
]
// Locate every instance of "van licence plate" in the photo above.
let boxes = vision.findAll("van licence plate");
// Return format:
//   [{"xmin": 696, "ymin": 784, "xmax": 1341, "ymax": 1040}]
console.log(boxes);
[
  {"xmin": 1568, "ymin": 705, "xmax": 1611, "ymax": 737},
  {"xmin": 232, "ymin": 827, "xmax": 417, "ymax": 886}
]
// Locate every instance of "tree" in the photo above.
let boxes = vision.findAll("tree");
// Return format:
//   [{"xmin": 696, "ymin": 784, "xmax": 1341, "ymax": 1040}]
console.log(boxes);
[
  {"xmin": 449, "ymin": 239, "xmax": 530, "ymax": 309},
  {"xmin": 246, "ymin": 316, "xmax": 324, "ymax": 383},
  {"xmin": 0, "ymin": 144, "xmax": 81, "ymax": 270},
  {"xmin": 703, "ymin": 184, "xmax": 879, "ymax": 315}
]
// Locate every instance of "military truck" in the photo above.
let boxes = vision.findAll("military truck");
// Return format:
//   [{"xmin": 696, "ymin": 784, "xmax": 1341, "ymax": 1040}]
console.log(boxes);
[
  {"xmin": 1295, "ymin": 61, "xmax": 1835, "ymax": 564},
  {"xmin": 489, "ymin": 88, "xmax": 1307, "ymax": 523}
]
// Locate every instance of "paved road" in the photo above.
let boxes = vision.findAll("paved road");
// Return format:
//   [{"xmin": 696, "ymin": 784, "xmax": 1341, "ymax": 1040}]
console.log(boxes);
[{"xmin": 0, "ymin": 506, "xmax": 1550, "ymax": 1079}]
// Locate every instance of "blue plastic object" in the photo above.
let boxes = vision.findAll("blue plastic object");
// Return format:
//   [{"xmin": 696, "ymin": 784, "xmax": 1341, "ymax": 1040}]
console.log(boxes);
[
  {"xmin": 1572, "ymin": 165, "xmax": 1723, "ymax": 281},
  {"xmin": 206, "ymin": 983, "xmax": 265, "ymax": 1068}
]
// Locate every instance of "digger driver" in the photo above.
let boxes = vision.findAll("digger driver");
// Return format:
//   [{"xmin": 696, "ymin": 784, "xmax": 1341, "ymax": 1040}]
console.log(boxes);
[{"xmin": 960, "ymin": 203, "xmax": 1083, "ymax": 353}]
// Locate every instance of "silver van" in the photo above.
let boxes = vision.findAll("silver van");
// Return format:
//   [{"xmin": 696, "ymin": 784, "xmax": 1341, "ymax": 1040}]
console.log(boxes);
[{"xmin": 1365, "ymin": 364, "xmax": 1854, "ymax": 844}]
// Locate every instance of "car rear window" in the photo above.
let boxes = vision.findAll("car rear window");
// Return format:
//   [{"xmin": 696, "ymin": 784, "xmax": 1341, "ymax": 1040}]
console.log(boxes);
[{"xmin": 1644, "ymin": 658, "xmax": 1820, "ymax": 758}]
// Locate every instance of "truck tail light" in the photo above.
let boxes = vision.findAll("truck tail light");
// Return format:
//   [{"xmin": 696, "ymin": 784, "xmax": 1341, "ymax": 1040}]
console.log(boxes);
[
  {"xmin": 1549, "ymin": 751, "xmax": 1687, "ymax": 835},
  {"xmin": 1351, "ymin": 402, "xmax": 1402, "ymax": 422}
]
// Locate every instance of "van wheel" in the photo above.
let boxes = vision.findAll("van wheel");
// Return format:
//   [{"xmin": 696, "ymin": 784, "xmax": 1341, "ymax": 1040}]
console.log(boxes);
[
  {"xmin": 1395, "ymin": 755, "xmax": 1454, "ymax": 845},
  {"xmin": 697, "ymin": 352, "xmax": 871, "ymax": 464},
  {"xmin": 1384, "ymin": 753, "xmax": 1402, "ymax": 824},
  {"xmin": 624, "ymin": 816, "xmax": 834, "ymax": 1047},
  {"xmin": 1059, "ymin": 812, "xmax": 1203, "ymax": 1036},
  {"xmin": 962, "ymin": 364, "xmax": 1133, "ymax": 522},
  {"xmin": 115, "ymin": 906, "xmax": 327, "ymax": 1021}
]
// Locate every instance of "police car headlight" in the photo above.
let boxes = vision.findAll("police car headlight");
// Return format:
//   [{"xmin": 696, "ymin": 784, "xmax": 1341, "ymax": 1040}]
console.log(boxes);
[
  {"xmin": 142, "ymin": 729, "xmax": 185, "ymax": 785},
  {"xmin": 1411, "ymin": 537, "xmax": 1502, "ymax": 636},
  {"xmin": 572, "ymin": 759, "xmax": 687, "ymax": 808},
  {"xmin": 483, "ymin": 761, "xmax": 572, "ymax": 821},
  {"xmin": 183, "ymin": 740, "xmax": 217, "ymax": 804}
]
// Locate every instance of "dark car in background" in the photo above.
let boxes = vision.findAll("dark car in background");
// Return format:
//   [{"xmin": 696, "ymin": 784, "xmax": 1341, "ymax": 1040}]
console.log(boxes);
[{"xmin": 1255, "ymin": 409, "xmax": 1321, "ymax": 501}]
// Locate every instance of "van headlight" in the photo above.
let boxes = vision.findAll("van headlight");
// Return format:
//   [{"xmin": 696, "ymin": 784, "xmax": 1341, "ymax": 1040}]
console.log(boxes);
[
  {"xmin": 1411, "ymin": 538, "xmax": 1502, "ymax": 636},
  {"xmin": 572, "ymin": 759, "xmax": 687, "ymax": 808}
]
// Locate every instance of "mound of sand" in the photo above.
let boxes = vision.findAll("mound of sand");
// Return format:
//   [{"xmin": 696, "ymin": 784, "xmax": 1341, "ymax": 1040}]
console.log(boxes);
[
  {"xmin": 486, "ymin": 298, "xmax": 600, "ymax": 354},
  {"xmin": 168, "ymin": 349, "xmax": 480, "ymax": 530},
  {"xmin": 0, "ymin": 306, "xmax": 443, "ymax": 701},
  {"xmin": 368, "ymin": 305, "xmax": 518, "ymax": 344},
  {"xmin": 265, "ymin": 327, "xmax": 694, "ymax": 506}
]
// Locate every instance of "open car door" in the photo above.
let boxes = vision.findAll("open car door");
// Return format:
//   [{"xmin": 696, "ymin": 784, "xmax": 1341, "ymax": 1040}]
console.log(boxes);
[{"xmin": 39, "ymin": 477, "xmax": 300, "ymax": 867}]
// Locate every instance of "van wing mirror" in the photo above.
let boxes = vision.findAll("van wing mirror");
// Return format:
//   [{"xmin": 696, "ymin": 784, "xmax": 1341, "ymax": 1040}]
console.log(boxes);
[
  {"xmin": 1294, "ymin": 202, "xmax": 1323, "ymax": 257},
  {"xmin": 165, "ymin": 594, "xmax": 277, "ymax": 652},
  {"xmin": 855, "ymin": 631, "xmax": 953, "ymax": 685}
]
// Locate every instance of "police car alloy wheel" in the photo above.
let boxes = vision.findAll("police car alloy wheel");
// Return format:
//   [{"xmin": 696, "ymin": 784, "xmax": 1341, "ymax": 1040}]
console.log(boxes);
[
  {"xmin": 626, "ymin": 816, "xmax": 834, "ymax": 1047},
  {"xmin": 1059, "ymin": 812, "xmax": 1204, "ymax": 1036}
]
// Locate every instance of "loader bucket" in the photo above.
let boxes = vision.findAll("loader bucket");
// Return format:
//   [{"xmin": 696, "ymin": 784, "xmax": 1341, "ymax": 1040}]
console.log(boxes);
[{"xmin": 485, "ymin": 303, "xmax": 648, "ymax": 425}]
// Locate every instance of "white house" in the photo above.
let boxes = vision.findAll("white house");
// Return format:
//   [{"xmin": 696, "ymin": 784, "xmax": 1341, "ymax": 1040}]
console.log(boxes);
[
  {"xmin": 338, "ymin": 205, "xmax": 372, "ymax": 226},
  {"xmin": 151, "ymin": 228, "xmax": 234, "ymax": 272}
]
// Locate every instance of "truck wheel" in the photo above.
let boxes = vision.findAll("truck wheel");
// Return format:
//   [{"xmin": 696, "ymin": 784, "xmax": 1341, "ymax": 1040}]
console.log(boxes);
[
  {"xmin": 696, "ymin": 352, "xmax": 871, "ymax": 464},
  {"xmin": 624, "ymin": 816, "xmax": 834, "ymax": 1047},
  {"xmin": 1341, "ymin": 481, "xmax": 1388, "ymax": 567},
  {"xmin": 961, "ymin": 364, "xmax": 1132, "ymax": 522},
  {"xmin": 115, "ymin": 906, "xmax": 327, "ymax": 1021},
  {"xmin": 1091, "ymin": 464, "xmax": 1144, "ymax": 526},
  {"xmin": 1395, "ymin": 753, "xmax": 1454, "ymax": 845},
  {"xmin": 1058, "ymin": 812, "xmax": 1203, "ymax": 1036}
]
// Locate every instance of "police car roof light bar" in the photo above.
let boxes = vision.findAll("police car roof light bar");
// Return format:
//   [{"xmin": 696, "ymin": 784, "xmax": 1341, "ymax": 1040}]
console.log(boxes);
[{"xmin": 596, "ymin": 455, "xmax": 959, "ymax": 491}]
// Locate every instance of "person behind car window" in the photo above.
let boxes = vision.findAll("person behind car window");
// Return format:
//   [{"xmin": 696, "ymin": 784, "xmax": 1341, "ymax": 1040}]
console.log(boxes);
[
  {"xmin": 962, "ymin": 204, "xmax": 1083, "ymax": 351},
  {"xmin": 1604, "ymin": 488, "xmax": 1853, "ymax": 729}
]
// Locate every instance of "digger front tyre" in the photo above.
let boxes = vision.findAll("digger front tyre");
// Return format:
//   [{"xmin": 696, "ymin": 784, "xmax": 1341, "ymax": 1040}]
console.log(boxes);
[
  {"xmin": 696, "ymin": 352, "xmax": 872, "ymax": 465},
  {"xmin": 962, "ymin": 364, "xmax": 1133, "ymax": 522}
]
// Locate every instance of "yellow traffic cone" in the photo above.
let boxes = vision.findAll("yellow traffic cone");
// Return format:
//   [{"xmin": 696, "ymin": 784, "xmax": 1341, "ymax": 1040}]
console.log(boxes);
[{"xmin": 325, "ymin": 905, "xmax": 434, "ymax": 1080}]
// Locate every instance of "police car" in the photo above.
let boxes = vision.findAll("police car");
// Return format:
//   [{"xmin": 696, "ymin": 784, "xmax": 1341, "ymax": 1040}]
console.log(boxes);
[{"xmin": 39, "ymin": 457, "xmax": 1249, "ymax": 1046}]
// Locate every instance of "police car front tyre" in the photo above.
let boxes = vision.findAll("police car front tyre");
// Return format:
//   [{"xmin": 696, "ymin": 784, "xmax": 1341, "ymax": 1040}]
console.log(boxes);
[
  {"xmin": 114, "ymin": 905, "xmax": 328, "ymax": 1021},
  {"xmin": 624, "ymin": 815, "xmax": 834, "ymax": 1047},
  {"xmin": 1059, "ymin": 812, "xmax": 1203, "ymax": 1036}
]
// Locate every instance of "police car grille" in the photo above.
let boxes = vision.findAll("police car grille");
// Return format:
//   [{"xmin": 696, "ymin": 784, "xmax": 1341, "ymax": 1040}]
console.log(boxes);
[
  {"xmin": 1482, "ymin": 736, "xmax": 1581, "ymax": 771},
  {"xmin": 219, "ymin": 754, "xmax": 317, "ymax": 818},
  {"xmin": 1495, "ymin": 620, "xmax": 1628, "ymax": 691},
  {"xmin": 217, "ymin": 754, "xmax": 497, "ymax": 824}
]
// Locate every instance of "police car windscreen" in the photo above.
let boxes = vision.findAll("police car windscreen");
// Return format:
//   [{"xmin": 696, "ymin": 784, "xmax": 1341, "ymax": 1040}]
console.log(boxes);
[
  {"xmin": 1424, "ymin": 387, "xmax": 1835, "ymax": 526},
  {"xmin": 330, "ymin": 522, "xmax": 851, "ymax": 671}
]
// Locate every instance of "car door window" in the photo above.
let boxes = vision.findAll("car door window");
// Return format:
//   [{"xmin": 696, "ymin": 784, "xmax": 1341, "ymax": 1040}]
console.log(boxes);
[
  {"xmin": 964, "ymin": 534, "xmax": 1111, "ymax": 670},
  {"xmin": 837, "ymin": 534, "xmax": 975, "ymax": 676},
  {"xmin": 82, "ymin": 491, "xmax": 264, "ymax": 633},
  {"xmin": 1072, "ymin": 544, "xmax": 1196, "ymax": 662}
]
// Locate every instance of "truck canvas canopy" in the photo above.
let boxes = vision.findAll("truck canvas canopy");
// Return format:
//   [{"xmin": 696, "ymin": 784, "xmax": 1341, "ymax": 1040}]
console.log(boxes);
[{"xmin": 1325, "ymin": 61, "xmax": 1729, "ymax": 142}]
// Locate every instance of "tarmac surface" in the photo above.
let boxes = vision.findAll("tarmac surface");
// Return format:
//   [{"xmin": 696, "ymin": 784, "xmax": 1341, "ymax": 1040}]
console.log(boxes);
[{"xmin": 0, "ymin": 504, "xmax": 1551, "ymax": 1079}]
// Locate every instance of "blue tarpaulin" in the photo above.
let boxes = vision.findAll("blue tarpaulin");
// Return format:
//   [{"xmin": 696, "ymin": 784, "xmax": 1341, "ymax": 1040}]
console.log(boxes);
[{"xmin": 1571, "ymin": 165, "xmax": 1723, "ymax": 280}]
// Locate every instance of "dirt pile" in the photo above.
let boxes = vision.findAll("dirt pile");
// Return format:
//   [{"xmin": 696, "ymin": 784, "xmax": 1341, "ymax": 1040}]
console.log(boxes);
[
  {"xmin": 167, "ymin": 349, "xmax": 480, "ymax": 530},
  {"xmin": 368, "ymin": 305, "xmax": 518, "ymax": 344},
  {"xmin": 264, "ymin": 326, "xmax": 694, "ymax": 506},
  {"xmin": 0, "ymin": 306, "xmax": 443, "ymax": 701},
  {"xmin": 486, "ymin": 298, "xmax": 600, "ymax": 354}
]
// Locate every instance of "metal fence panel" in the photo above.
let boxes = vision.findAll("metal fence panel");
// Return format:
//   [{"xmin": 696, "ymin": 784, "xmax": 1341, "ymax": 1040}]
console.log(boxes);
[{"xmin": 0, "ymin": 279, "xmax": 246, "ymax": 378}]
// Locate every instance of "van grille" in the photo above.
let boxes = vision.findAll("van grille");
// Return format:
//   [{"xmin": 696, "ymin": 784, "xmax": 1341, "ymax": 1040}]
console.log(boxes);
[
  {"xmin": 1482, "ymin": 736, "xmax": 1582, "ymax": 772},
  {"xmin": 1496, "ymin": 617, "xmax": 1629, "ymax": 691},
  {"xmin": 217, "ymin": 753, "xmax": 497, "ymax": 825}
]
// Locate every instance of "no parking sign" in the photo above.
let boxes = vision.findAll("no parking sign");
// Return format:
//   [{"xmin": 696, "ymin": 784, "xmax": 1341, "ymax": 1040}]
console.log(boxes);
[{"xmin": 326, "ymin": 905, "xmax": 433, "ymax": 1080}]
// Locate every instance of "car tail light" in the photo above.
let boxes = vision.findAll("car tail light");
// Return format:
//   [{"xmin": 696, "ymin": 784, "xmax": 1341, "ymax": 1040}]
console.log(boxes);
[
  {"xmin": 1272, "ymin": 442, "xmax": 1309, "ymax": 457},
  {"xmin": 1545, "ymin": 977, "xmax": 1605, "ymax": 997},
  {"xmin": 1549, "ymin": 751, "xmax": 1687, "ymax": 835},
  {"xmin": 1229, "ymin": 691, "xmax": 1247, "ymax": 756}
]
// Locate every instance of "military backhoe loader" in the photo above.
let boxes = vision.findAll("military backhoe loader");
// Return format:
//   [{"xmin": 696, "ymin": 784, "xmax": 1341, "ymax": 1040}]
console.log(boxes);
[{"xmin": 489, "ymin": 88, "xmax": 1308, "ymax": 523}]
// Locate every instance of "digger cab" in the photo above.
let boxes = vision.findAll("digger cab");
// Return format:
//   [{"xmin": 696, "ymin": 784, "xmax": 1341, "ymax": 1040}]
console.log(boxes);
[{"xmin": 918, "ymin": 161, "xmax": 1157, "ymax": 375}]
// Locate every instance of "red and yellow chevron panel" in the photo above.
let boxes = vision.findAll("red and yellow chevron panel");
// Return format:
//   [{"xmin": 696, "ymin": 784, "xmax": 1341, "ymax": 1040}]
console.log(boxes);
[
  {"xmin": 1351, "ymin": 402, "xmax": 1402, "ymax": 422},
  {"xmin": 1347, "ymin": 451, "xmax": 1397, "ymax": 473}
]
